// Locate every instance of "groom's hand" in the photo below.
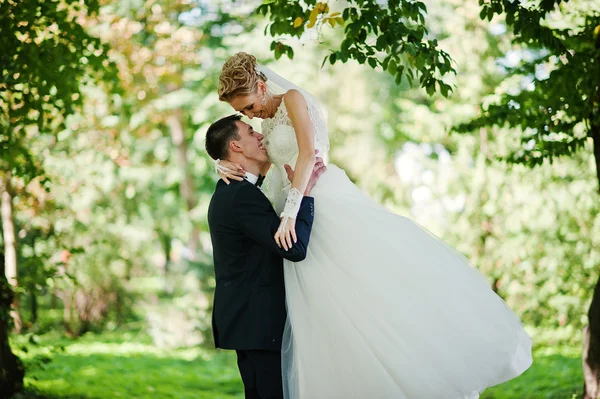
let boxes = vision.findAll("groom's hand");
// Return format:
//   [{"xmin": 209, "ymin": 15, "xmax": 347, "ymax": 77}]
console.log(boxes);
[
  {"xmin": 284, "ymin": 149, "xmax": 321, "ymax": 185},
  {"xmin": 285, "ymin": 157, "xmax": 326, "ymax": 196},
  {"xmin": 306, "ymin": 159, "xmax": 326, "ymax": 196}
]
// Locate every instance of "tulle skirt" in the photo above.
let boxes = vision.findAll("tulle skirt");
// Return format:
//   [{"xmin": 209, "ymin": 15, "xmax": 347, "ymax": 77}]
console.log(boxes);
[{"xmin": 281, "ymin": 165, "xmax": 532, "ymax": 399}]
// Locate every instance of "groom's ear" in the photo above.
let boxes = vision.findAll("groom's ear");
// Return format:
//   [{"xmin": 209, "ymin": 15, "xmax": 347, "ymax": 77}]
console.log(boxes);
[{"xmin": 229, "ymin": 140, "xmax": 243, "ymax": 154}]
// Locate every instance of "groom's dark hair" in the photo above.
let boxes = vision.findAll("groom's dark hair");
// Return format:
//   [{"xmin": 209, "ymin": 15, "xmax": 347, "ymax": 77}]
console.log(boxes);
[{"xmin": 205, "ymin": 114, "xmax": 242, "ymax": 160}]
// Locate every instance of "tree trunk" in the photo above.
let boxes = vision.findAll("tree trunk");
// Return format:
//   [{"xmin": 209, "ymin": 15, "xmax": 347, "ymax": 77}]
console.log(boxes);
[
  {"xmin": 0, "ymin": 252, "xmax": 25, "ymax": 397},
  {"xmin": 583, "ymin": 25, "xmax": 600, "ymax": 391},
  {"xmin": 29, "ymin": 284, "xmax": 37, "ymax": 326},
  {"xmin": 167, "ymin": 111, "xmax": 201, "ymax": 260},
  {"xmin": 28, "ymin": 236, "xmax": 38, "ymax": 327},
  {"xmin": 471, "ymin": 129, "xmax": 498, "ymax": 293},
  {"xmin": 0, "ymin": 173, "xmax": 22, "ymax": 333},
  {"xmin": 584, "ymin": 275, "xmax": 600, "ymax": 399},
  {"xmin": 592, "ymin": 122, "xmax": 600, "ymax": 194},
  {"xmin": 61, "ymin": 291, "xmax": 75, "ymax": 336},
  {"xmin": 158, "ymin": 231, "xmax": 173, "ymax": 294},
  {"xmin": 584, "ymin": 21, "xmax": 600, "ymax": 391},
  {"xmin": 159, "ymin": 231, "xmax": 172, "ymax": 276}
]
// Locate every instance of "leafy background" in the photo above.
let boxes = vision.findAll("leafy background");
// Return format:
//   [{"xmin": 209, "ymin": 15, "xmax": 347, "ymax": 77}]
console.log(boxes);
[{"xmin": 1, "ymin": 0, "xmax": 599, "ymax": 398}]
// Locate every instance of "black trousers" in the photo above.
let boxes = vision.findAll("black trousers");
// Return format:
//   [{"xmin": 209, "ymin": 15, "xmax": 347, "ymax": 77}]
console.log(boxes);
[{"xmin": 236, "ymin": 350, "xmax": 283, "ymax": 399}]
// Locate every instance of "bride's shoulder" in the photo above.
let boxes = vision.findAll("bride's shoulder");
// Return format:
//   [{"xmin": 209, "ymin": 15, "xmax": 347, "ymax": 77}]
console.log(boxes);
[{"xmin": 283, "ymin": 89, "xmax": 309, "ymax": 111}]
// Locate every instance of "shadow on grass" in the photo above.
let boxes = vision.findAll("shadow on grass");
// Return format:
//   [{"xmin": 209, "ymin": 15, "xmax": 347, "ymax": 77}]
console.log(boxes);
[
  {"xmin": 17, "ymin": 331, "xmax": 585, "ymax": 399},
  {"xmin": 21, "ymin": 349, "xmax": 243, "ymax": 399},
  {"xmin": 482, "ymin": 352, "xmax": 583, "ymax": 399},
  {"xmin": 14, "ymin": 391, "xmax": 87, "ymax": 399}
]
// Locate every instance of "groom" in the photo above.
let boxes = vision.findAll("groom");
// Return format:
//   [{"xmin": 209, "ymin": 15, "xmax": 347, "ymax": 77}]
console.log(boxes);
[{"xmin": 205, "ymin": 114, "xmax": 325, "ymax": 399}]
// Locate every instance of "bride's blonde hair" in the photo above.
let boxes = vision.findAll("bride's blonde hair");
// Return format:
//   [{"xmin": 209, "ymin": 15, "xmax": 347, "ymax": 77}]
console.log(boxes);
[{"xmin": 218, "ymin": 52, "xmax": 267, "ymax": 102}]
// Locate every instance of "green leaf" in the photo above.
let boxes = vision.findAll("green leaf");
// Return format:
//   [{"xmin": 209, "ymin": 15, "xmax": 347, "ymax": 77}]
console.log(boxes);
[
  {"xmin": 388, "ymin": 59, "xmax": 397, "ymax": 75},
  {"xmin": 440, "ymin": 82, "xmax": 450, "ymax": 98},
  {"xmin": 480, "ymin": 7, "xmax": 488, "ymax": 20},
  {"xmin": 425, "ymin": 81, "xmax": 435, "ymax": 96},
  {"xmin": 321, "ymin": 56, "xmax": 328, "ymax": 69},
  {"xmin": 382, "ymin": 56, "xmax": 391, "ymax": 70},
  {"xmin": 394, "ymin": 71, "xmax": 403, "ymax": 85},
  {"xmin": 368, "ymin": 57, "xmax": 377, "ymax": 69}
]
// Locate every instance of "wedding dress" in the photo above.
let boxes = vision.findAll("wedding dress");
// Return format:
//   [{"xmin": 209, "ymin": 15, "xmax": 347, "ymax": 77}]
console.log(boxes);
[{"xmin": 259, "ymin": 66, "xmax": 532, "ymax": 399}]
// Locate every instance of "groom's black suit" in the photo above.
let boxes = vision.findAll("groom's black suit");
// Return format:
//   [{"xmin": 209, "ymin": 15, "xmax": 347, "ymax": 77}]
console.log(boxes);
[{"xmin": 208, "ymin": 178, "xmax": 314, "ymax": 399}]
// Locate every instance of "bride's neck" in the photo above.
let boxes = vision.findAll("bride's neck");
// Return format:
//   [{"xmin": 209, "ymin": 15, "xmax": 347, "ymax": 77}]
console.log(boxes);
[{"xmin": 267, "ymin": 94, "xmax": 284, "ymax": 118}]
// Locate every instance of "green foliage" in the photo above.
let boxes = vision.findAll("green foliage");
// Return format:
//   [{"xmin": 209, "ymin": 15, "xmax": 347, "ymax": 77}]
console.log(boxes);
[
  {"xmin": 256, "ymin": 0, "xmax": 454, "ymax": 97},
  {"xmin": 1, "ymin": 0, "xmax": 250, "ymax": 339},
  {"xmin": 0, "ymin": 0, "xmax": 116, "ymax": 178},
  {"xmin": 364, "ymin": 0, "xmax": 600, "ymax": 332},
  {"xmin": 445, "ymin": 2, "xmax": 600, "ymax": 347},
  {"xmin": 3, "ymin": 1, "xmax": 599, "ymax": 396},
  {"xmin": 455, "ymin": 0, "xmax": 600, "ymax": 168}
]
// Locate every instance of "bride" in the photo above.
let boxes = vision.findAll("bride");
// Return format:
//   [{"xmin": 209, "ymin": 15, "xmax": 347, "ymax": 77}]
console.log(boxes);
[{"xmin": 215, "ymin": 52, "xmax": 532, "ymax": 399}]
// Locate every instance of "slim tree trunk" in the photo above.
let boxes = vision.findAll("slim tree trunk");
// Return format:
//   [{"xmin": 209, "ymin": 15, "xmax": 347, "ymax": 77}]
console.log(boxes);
[
  {"xmin": 29, "ymin": 284, "xmax": 37, "ymax": 326},
  {"xmin": 584, "ymin": 118, "xmax": 600, "ymax": 398},
  {"xmin": 584, "ymin": 274, "xmax": 600, "ymax": 399},
  {"xmin": 29, "ymin": 235, "xmax": 38, "ymax": 326},
  {"xmin": 0, "ymin": 173, "xmax": 22, "ymax": 333},
  {"xmin": 159, "ymin": 231, "xmax": 172, "ymax": 276},
  {"xmin": 584, "ymin": 20, "xmax": 600, "ymax": 390},
  {"xmin": 167, "ymin": 111, "xmax": 201, "ymax": 260},
  {"xmin": 592, "ymin": 122, "xmax": 600, "ymax": 195},
  {"xmin": 583, "ymin": 25, "xmax": 600, "ymax": 392},
  {"xmin": 61, "ymin": 291, "xmax": 74, "ymax": 336},
  {"xmin": 158, "ymin": 231, "xmax": 173, "ymax": 294},
  {"xmin": 0, "ymin": 251, "xmax": 25, "ymax": 396},
  {"xmin": 471, "ymin": 130, "xmax": 498, "ymax": 293}
]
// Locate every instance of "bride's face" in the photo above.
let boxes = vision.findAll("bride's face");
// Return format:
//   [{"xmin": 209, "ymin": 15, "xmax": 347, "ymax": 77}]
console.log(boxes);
[{"xmin": 228, "ymin": 83, "xmax": 270, "ymax": 120}]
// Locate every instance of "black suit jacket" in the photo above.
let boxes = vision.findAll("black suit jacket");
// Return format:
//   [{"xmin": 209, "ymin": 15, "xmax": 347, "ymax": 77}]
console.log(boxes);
[{"xmin": 208, "ymin": 179, "xmax": 314, "ymax": 351}]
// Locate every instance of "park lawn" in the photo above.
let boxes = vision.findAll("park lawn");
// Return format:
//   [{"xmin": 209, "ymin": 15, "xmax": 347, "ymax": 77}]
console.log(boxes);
[
  {"xmin": 14, "ymin": 331, "xmax": 243, "ymax": 399},
  {"xmin": 13, "ymin": 330, "xmax": 583, "ymax": 399},
  {"xmin": 481, "ymin": 347, "xmax": 583, "ymax": 399}
]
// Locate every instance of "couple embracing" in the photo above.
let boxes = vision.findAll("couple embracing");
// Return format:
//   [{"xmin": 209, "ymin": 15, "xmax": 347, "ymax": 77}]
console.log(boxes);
[{"xmin": 206, "ymin": 52, "xmax": 532, "ymax": 399}]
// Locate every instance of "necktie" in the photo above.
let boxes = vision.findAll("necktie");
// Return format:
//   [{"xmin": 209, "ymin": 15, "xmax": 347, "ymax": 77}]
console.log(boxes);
[{"xmin": 256, "ymin": 175, "xmax": 265, "ymax": 187}]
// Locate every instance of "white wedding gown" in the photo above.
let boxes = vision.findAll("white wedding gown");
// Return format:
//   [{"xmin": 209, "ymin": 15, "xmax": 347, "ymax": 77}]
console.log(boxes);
[{"xmin": 261, "ymin": 95, "xmax": 532, "ymax": 399}]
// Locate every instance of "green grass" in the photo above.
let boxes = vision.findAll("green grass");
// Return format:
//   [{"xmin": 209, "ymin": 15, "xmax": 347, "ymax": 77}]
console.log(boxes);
[
  {"xmin": 481, "ymin": 328, "xmax": 584, "ymax": 399},
  {"xmin": 14, "ymin": 331, "xmax": 243, "ymax": 399},
  {"xmin": 481, "ymin": 349, "xmax": 583, "ymax": 399},
  {"xmin": 12, "ymin": 329, "xmax": 584, "ymax": 399}
]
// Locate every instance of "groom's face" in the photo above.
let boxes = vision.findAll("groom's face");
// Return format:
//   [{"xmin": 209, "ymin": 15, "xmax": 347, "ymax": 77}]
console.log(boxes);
[{"xmin": 231, "ymin": 121, "xmax": 269, "ymax": 163}]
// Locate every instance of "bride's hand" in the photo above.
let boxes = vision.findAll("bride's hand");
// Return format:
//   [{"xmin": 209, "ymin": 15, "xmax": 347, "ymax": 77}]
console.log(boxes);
[
  {"xmin": 216, "ymin": 159, "xmax": 245, "ymax": 184},
  {"xmin": 275, "ymin": 217, "xmax": 297, "ymax": 251}
]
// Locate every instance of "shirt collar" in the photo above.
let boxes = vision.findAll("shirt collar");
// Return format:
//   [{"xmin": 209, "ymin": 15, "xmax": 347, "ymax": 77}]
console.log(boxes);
[{"xmin": 244, "ymin": 172, "xmax": 259, "ymax": 185}]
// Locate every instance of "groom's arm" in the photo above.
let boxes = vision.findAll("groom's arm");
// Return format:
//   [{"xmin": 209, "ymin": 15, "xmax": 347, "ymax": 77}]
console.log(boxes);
[{"xmin": 233, "ymin": 184, "xmax": 314, "ymax": 262}]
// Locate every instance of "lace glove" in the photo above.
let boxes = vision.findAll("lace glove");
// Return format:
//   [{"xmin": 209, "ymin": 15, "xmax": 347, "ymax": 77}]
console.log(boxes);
[{"xmin": 274, "ymin": 188, "xmax": 303, "ymax": 250}]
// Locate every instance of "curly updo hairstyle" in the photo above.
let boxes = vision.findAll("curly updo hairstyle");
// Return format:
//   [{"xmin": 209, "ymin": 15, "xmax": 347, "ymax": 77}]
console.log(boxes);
[{"xmin": 218, "ymin": 52, "xmax": 268, "ymax": 102}]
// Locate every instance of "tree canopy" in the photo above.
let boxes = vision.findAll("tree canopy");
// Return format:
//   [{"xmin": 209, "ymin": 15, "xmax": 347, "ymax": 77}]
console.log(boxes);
[
  {"xmin": 456, "ymin": 0, "xmax": 600, "ymax": 182},
  {"xmin": 258, "ymin": 0, "xmax": 455, "ymax": 96}
]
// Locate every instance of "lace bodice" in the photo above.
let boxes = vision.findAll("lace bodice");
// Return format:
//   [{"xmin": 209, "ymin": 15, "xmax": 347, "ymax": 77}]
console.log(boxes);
[
  {"xmin": 260, "ymin": 93, "xmax": 329, "ymax": 209},
  {"xmin": 261, "ymin": 96, "xmax": 329, "ymax": 169}
]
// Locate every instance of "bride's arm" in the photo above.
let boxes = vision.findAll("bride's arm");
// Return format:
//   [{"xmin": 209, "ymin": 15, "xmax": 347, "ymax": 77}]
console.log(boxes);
[
  {"xmin": 285, "ymin": 90, "xmax": 316, "ymax": 196},
  {"xmin": 214, "ymin": 159, "xmax": 245, "ymax": 184},
  {"xmin": 274, "ymin": 90, "xmax": 316, "ymax": 250}
]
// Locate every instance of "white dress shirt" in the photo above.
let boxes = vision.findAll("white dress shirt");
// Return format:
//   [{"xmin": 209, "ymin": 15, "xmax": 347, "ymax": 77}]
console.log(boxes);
[{"xmin": 245, "ymin": 172, "xmax": 259, "ymax": 185}]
